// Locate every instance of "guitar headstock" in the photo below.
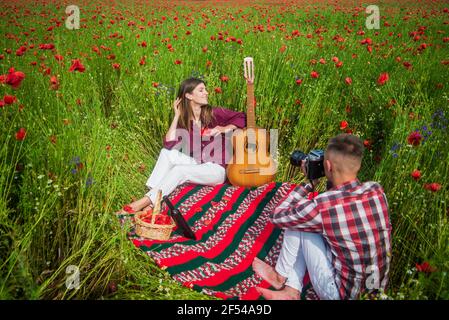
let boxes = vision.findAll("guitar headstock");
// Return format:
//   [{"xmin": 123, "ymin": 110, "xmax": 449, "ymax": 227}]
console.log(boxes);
[{"xmin": 243, "ymin": 57, "xmax": 254, "ymax": 84}]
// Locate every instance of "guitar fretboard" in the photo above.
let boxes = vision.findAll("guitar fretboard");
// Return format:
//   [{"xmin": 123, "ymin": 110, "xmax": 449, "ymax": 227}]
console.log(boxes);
[{"xmin": 246, "ymin": 83, "xmax": 255, "ymax": 128}]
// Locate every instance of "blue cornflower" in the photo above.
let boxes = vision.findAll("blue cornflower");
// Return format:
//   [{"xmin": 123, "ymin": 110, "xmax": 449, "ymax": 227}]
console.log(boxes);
[
  {"xmin": 71, "ymin": 156, "xmax": 81, "ymax": 165},
  {"xmin": 390, "ymin": 142, "xmax": 401, "ymax": 151},
  {"xmin": 86, "ymin": 175, "xmax": 94, "ymax": 187}
]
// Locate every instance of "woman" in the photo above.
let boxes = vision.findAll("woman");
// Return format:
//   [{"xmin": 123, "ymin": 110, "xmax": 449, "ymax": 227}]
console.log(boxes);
[{"xmin": 119, "ymin": 77, "xmax": 246, "ymax": 213}]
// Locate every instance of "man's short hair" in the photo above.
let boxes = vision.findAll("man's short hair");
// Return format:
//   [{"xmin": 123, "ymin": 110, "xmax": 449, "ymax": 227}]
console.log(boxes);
[{"xmin": 326, "ymin": 134, "xmax": 364, "ymax": 160}]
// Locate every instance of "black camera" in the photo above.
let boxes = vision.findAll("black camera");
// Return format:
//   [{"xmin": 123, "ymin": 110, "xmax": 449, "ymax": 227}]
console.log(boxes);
[{"xmin": 290, "ymin": 149, "xmax": 325, "ymax": 181}]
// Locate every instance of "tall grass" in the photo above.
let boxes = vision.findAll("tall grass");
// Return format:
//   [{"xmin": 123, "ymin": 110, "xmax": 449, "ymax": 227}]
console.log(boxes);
[{"xmin": 0, "ymin": 0, "xmax": 448, "ymax": 299}]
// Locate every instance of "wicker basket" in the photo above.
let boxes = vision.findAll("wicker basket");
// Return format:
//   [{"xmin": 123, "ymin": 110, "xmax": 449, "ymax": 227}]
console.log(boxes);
[{"xmin": 134, "ymin": 190, "xmax": 175, "ymax": 241}]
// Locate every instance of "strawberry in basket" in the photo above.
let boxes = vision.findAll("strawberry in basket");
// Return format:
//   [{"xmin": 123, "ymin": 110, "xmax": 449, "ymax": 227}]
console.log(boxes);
[{"xmin": 154, "ymin": 214, "xmax": 172, "ymax": 225}]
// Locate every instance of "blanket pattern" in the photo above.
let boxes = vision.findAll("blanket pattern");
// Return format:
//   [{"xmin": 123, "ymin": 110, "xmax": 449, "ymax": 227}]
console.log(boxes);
[{"xmin": 118, "ymin": 182, "xmax": 318, "ymax": 300}]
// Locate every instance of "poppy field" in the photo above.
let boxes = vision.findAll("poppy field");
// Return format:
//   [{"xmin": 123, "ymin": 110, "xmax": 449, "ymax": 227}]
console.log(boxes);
[{"xmin": 0, "ymin": 0, "xmax": 448, "ymax": 299}]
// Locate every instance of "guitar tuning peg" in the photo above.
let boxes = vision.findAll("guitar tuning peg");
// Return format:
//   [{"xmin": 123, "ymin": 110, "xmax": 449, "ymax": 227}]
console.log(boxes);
[{"xmin": 243, "ymin": 57, "xmax": 254, "ymax": 83}]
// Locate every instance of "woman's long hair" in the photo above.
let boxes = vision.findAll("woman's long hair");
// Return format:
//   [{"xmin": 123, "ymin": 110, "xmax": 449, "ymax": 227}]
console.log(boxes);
[{"xmin": 176, "ymin": 78, "xmax": 215, "ymax": 130}]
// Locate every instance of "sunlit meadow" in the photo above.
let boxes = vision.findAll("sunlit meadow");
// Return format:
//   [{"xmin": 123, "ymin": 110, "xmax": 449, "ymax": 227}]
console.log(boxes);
[{"xmin": 0, "ymin": 0, "xmax": 448, "ymax": 299}]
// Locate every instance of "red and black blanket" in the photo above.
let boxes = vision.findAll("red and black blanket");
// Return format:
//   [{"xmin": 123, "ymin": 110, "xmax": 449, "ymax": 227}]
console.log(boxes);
[{"xmin": 117, "ymin": 182, "xmax": 318, "ymax": 300}]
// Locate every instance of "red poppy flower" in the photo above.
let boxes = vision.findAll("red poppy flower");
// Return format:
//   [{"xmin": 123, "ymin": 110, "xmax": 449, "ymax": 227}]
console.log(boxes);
[
  {"xmin": 411, "ymin": 169, "xmax": 421, "ymax": 181},
  {"xmin": 214, "ymin": 87, "xmax": 222, "ymax": 93},
  {"xmin": 5, "ymin": 67, "xmax": 25, "ymax": 89},
  {"xmin": 403, "ymin": 61, "xmax": 412, "ymax": 70},
  {"xmin": 69, "ymin": 59, "xmax": 85, "ymax": 72},
  {"xmin": 345, "ymin": 77, "xmax": 352, "ymax": 85},
  {"xmin": 279, "ymin": 45, "xmax": 287, "ymax": 53},
  {"xmin": 295, "ymin": 79, "xmax": 303, "ymax": 85},
  {"xmin": 335, "ymin": 61, "xmax": 343, "ymax": 68},
  {"xmin": 112, "ymin": 63, "xmax": 120, "ymax": 69},
  {"xmin": 407, "ymin": 131, "xmax": 422, "ymax": 146},
  {"xmin": 345, "ymin": 105, "xmax": 352, "ymax": 113},
  {"xmin": 363, "ymin": 139, "xmax": 372, "ymax": 150},
  {"xmin": 415, "ymin": 261, "xmax": 437, "ymax": 273},
  {"xmin": 3, "ymin": 95, "xmax": 16, "ymax": 105},
  {"xmin": 15, "ymin": 127, "xmax": 27, "ymax": 141},
  {"xmin": 139, "ymin": 57, "xmax": 146, "ymax": 65},
  {"xmin": 361, "ymin": 38, "xmax": 372, "ymax": 45},
  {"xmin": 220, "ymin": 75, "xmax": 229, "ymax": 82},
  {"xmin": 0, "ymin": 100, "xmax": 5, "ymax": 108},
  {"xmin": 39, "ymin": 43, "xmax": 55, "ymax": 50},
  {"xmin": 54, "ymin": 54, "xmax": 64, "ymax": 61},
  {"xmin": 377, "ymin": 72, "xmax": 389, "ymax": 85},
  {"xmin": 340, "ymin": 120, "xmax": 348, "ymax": 130},
  {"xmin": 50, "ymin": 76, "xmax": 59, "ymax": 90},
  {"xmin": 154, "ymin": 215, "xmax": 172, "ymax": 225},
  {"xmin": 123, "ymin": 205, "xmax": 134, "ymax": 213},
  {"xmin": 310, "ymin": 71, "xmax": 319, "ymax": 78},
  {"xmin": 424, "ymin": 183, "xmax": 441, "ymax": 192},
  {"xmin": 16, "ymin": 46, "xmax": 26, "ymax": 56},
  {"xmin": 174, "ymin": 59, "xmax": 182, "ymax": 65}
]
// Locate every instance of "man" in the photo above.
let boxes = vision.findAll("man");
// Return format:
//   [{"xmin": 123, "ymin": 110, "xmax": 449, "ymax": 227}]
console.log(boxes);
[{"xmin": 252, "ymin": 134, "xmax": 391, "ymax": 300}]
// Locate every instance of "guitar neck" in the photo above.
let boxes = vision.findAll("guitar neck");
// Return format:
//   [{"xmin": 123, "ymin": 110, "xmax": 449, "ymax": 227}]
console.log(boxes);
[{"xmin": 246, "ymin": 83, "xmax": 255, "ymax": 128}]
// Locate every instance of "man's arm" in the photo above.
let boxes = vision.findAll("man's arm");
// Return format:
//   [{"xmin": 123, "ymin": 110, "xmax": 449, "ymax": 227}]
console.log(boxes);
[{"xmin": 271, "ymin": 183, "xmax": 323, "ymax": 232}]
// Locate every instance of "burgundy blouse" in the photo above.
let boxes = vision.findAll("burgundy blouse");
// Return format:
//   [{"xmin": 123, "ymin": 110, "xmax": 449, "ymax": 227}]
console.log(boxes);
[{"xmin": 163, "ymin": 107, "xmax": 246, "ymax": 168}]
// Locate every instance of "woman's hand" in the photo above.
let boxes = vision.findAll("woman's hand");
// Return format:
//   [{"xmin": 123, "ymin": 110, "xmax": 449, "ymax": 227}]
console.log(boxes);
[
  {"xmin": 173, "ymin": 97, "xmax": 181, "ymax": 118},
  {"xmin": 206, "ymin": 125, "xmax": 237, "ymax": 137},
  {"xmin": 204, "ymin": 126, "xmax": 224, "ymax": 137}
]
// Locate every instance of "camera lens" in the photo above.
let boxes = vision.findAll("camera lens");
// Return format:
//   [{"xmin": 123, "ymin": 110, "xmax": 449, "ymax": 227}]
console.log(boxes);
[{"xmin": 290, "ymin": 150, "xmax": 307, "ymax": 167}]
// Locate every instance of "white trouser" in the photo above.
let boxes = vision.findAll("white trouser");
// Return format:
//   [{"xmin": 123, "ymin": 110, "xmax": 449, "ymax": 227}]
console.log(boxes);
[
  {"xmin": 275, "ymin": 229, "xmax": 340, "ymax": 300},
  {"xmin": 144, "ymin": 148, "xmax": 226, "ymax": 204}
]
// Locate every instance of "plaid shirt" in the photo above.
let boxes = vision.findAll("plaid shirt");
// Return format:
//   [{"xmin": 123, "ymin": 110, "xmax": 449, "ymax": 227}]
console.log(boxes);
[{"xmin": 271, "ymin": 179, "xmax": 391, "ymax": 299}]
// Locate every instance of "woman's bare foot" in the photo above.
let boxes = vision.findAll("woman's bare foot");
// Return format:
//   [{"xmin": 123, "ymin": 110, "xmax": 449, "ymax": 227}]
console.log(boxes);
[
  {"xmin": 116, "ymin": 196, "xmax": 152, "ymax": 215},
  {"xmin": 255, "ymin": 286, "xmax": 300, "ymax": 300},
  {"xmin": 252, "ymin": 257, "xmax": 286, "ymax": 290}
]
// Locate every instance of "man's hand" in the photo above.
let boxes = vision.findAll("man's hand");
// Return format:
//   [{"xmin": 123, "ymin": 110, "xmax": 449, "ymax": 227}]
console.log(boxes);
[{"xmin": 301, "ymin": 160, "xmax": 320, "ymax": 186}]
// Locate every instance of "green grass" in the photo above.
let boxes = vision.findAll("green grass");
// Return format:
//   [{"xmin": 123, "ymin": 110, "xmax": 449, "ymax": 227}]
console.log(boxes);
[{"xmin": 0, "ymin": 0, "xmax": 448, "ymax": 299}]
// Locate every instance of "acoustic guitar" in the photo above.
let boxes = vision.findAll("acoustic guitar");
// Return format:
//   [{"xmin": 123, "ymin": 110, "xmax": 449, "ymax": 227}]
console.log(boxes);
[{"xmin": 226, "ymin": 57, "xmax": 277, "ymax": 187}]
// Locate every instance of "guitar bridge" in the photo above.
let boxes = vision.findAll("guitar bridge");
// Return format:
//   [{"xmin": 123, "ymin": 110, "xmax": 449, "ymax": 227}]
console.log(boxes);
[{"xmin": 239, "ymin": 169, "xmax": 261, "ymax": 174}]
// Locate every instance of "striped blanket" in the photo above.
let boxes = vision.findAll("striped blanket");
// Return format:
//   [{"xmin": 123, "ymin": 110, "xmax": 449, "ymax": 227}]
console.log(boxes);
[{"xmin": 118, "ymin": 182, "xmax": 318, "ymax": 300}]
